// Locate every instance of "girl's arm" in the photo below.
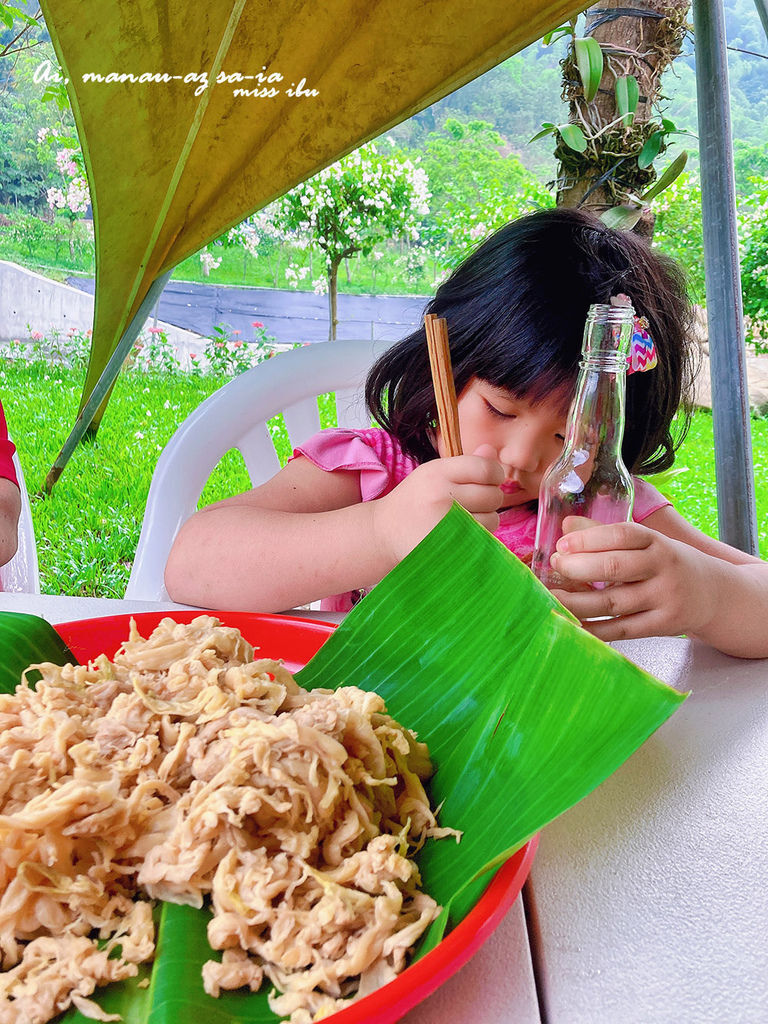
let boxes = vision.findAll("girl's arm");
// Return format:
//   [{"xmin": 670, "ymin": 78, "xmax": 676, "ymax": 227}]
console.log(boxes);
[
  {"xmin": 550, "ymin": 507, "xmax": 768, "ymax": 659},
  {"xmin": 0, "ymin": 478, "xmax": 20, "ymax": 567},
  {"xmin": 165, "ymin": 447, "xmax": 504, "ymax": 612}
]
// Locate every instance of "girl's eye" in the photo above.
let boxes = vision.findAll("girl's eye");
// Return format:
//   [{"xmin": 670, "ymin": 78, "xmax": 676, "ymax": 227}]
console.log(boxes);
[
  {"xmin": 555, "ymin": 433, "xmax": 565, "ymax": 442},
  {"xmin": 484, "ymin": 399, "xmax": 514, "ymax": 420}
]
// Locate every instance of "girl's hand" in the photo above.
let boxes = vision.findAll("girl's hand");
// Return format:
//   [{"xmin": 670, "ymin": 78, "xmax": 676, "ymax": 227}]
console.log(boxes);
[
  {"xmin": 549, "ymin": 516, "xmax": 719, "ymax": 643},
  {"xmin": 372, "ymin": 444, "xmax": 504, "ymax": 564}
]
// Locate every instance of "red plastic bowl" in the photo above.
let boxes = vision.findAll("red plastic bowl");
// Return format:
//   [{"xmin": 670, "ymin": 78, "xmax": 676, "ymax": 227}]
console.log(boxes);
[{"xmin": 54, "ymin": 610, "xmax": 537, "ymax": 1024}]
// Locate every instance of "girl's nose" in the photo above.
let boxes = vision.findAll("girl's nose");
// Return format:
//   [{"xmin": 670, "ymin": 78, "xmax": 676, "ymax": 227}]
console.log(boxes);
[{"xmin": 501, "ymin": 431, "xmax": 544, "ymax": 475}]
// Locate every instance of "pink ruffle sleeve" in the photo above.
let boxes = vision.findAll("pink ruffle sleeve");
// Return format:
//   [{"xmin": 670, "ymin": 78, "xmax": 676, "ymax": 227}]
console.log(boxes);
[
  {"xmin": 632, "ymin": 477, "xmax": 671, "ymax": 521},
  {"xmin": 290, "ymin": 428, "xmax": 419, "ymax": 612},
  {"xmin": 0, "ymin": 402, "xmax": 18, "ymax": 489},
  {"xmin": 291, "ymin": 428, "xmax": 419, "ymax": 500}
]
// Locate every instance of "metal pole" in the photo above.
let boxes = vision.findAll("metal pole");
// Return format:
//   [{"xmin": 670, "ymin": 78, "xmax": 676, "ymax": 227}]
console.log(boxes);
[
  {"xmin": 692, "ymin": 0, "xmax": 758, "ymax": 554},
  {"xmin": 43, "ymin": 271, "xmax": 172, "ymax": 492},
  {"xmin": 754, "ymin": 0, "xmax": 768, "ymax": 41}
]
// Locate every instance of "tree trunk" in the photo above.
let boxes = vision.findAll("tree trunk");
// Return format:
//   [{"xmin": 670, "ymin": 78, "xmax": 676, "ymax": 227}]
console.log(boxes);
[
  {"xmin": 328, "ymin": 258, "xmax": 340, "ymax": 341},
  {"xmin": 556, "ymin": 0, "xmax": 690, "ymax": 238}
]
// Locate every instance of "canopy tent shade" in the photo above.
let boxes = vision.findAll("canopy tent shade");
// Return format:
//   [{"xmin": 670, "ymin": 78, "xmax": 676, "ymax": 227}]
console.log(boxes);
[
  {"xmin": 36, "ymin": 0, "xmax": 759, "ymax": 552},
  {"xmin": 37, "ymin": 0, "xmax": 591, "ymax": 439}
]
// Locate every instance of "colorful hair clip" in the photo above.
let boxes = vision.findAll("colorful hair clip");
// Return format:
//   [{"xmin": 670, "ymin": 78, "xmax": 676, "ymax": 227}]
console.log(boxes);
[{"xmin": 628, "ymin": 316, "xmax": 657, "ymax": 374}]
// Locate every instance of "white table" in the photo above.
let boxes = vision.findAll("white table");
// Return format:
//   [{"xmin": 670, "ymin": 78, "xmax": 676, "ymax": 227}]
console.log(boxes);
[
  {"xmin": 3, "ymin": 594, "xmax": 767, "ymax": 1022},
  {"xmin": 529, "ymin": 636, "xmax": 768, "ymax": 1024}
]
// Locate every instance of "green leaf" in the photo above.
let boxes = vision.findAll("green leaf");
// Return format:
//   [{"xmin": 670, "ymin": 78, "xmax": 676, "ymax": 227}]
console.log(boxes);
[
  {"xmin": 638, "ymin": 130, "xmax": 664, "ymax": 169},
  {"xmin": 4, "ymin": 510, "xmax": 686, "ymax": 1021},
  {"xmin": 529, "ymin": 124, "xmax": 557, "ymax": 143},
  {"xmin": 41, "ymin": 82, "xmax": 71, "ymax": 110},
  {"xmin": 0, "ymin": 612, "xmax": 76, "ymax": 693},
  {"xmin": 543, "ymin": 25, "xmax": 573, "ymax": 45},
  {"xmin": 640, "ymin": 150, "xmax": 689, "ymax": 200},
  {"xmin": 574, "ymin": 36, "xmax": 604, "ymax": 103},
  {"xmin": 600, "ymin": 204, "xmax": 644, "ymax": 231},
  {"xmin": 615, "ymin": 75, "xmax": 639, "ymax": 125},
  {"xmin": 559, "ymin": 123, "xmax": 588, "ymax": 153}
]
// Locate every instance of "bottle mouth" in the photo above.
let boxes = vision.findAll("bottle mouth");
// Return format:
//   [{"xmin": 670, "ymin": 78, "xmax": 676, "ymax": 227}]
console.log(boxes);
[
  {"xmin": 587, "ymin": 302, "xmax": 635, "ymax": 323},
  {"xmin": 584, "ymin": 303, "xmax": 634, "ymax": 359}
]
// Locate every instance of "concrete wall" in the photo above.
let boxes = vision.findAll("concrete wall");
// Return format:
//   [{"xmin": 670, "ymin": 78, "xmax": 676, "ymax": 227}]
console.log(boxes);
[{"xmin": 0, "ymin": 260, "xmax": 203, "ymax": 364}]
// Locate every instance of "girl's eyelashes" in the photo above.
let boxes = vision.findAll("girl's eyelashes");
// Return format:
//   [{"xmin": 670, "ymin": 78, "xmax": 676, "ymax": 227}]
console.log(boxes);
[{"xmin": 484, "ymin": 399, "xmax": 514, "ymax": 420}]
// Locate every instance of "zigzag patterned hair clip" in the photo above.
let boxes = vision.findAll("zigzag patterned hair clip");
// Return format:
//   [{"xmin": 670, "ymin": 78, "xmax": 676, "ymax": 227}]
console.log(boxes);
[
  {"xmin": 628, "ymin": 316, "xmax": 658, "ymax": 374},
  {"xmin": 609, "ymin": 294, "xmax": 658, "ymax": 374}
]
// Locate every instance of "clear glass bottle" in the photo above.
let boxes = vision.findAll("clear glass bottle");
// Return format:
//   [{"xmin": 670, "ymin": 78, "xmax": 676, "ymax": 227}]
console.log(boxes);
[{"xmin": 531, "ymin": 302, "xmax": 635, "ymax": 589}]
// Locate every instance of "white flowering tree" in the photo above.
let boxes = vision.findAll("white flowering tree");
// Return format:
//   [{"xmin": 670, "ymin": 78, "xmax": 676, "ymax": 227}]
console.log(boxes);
[
  {"xmin": 37, "ymin": 127, "xmax": 91, "ymax": 258},
  {"xmin": 275, "ymin": 142, "xmax": 430, "ymax": 340},
  {"xmin": 197, "ymin": 245, "xmax": 222, "ymax": 276},
  {"xmin": 227, "ymin": 203, "xmax": 288, "ymax": 286}
]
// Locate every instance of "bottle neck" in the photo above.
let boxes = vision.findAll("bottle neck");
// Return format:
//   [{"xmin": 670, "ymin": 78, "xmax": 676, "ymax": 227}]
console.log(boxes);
[
  {"xmin": 562, "ymin": 302, "xmax": 634, "ymax": 457},
  {"xmin": 564, "ymin": 359, "xmax": 627, "ymax": 456}
]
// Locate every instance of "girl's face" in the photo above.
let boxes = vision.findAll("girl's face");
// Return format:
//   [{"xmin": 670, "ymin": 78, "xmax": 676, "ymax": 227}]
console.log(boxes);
[{"xmin": 443, "ymin": 377, "xmax": 570, "ymax": 509}]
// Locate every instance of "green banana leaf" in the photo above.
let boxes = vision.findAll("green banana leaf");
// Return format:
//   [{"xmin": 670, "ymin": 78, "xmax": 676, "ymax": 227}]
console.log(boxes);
[
  {"xmin": 0, "ymin": 611, "xmax": 75, "ymax": 690},
  {"xmin": 0, "ymin": 506, "xmax": 686, "ymax": 1023}
]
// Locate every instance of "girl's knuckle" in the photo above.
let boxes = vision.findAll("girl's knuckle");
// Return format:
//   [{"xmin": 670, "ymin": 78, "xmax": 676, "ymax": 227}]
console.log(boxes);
[
  {"xmin": 611, "ymin": 616, "xmax": 631, "ymax": 640},
  {"xmin": 616, "ymin": 522, "xmax": 635, "ymax": 545},
  {"xmin": 604, "ymin": 554, "xmax": 622, "ymax": 579},
  {"xmin": 603, "ymin": 588, "xmax": 624, "ymax": 617}
]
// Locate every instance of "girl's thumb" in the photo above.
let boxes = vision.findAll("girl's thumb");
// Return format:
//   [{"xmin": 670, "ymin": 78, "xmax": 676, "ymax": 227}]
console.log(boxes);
[{"xmin": 472, "ymin": 443, "xmax": 499, "ymax": 460}]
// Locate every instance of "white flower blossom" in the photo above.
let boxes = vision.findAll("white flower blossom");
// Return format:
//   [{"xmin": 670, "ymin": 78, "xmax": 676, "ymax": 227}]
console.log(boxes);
[
  {"xmin": 47, "ymin": 187, "xmax": 66, "ymax": 209},
  {"xmin": 199, "ymin": 247, "xmax": 222, "ymax": 273}
]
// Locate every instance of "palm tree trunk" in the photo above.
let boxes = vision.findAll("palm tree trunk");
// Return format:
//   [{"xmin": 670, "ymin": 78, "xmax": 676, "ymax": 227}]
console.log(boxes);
[{"xmin": 557, "ymin": 0, "xmax": 690, "ymax": 238}]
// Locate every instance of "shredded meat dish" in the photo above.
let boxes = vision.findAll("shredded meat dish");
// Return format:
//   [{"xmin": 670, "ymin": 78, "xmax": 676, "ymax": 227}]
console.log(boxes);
[{"xmin": 0, "ymin": 616, "xmax": 458, "ymax": 1023}]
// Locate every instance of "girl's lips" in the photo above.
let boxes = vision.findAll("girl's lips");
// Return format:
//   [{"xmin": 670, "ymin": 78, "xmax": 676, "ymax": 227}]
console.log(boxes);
[{"xmin": 500, "ymin": 480, "xmax": 522, "ymax": 495}]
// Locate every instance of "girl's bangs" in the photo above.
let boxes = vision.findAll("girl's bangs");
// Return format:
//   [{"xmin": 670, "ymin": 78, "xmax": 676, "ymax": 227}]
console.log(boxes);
[{"xmin": 468, "ymin": 332, "xmax": 578, "ymax": 412}]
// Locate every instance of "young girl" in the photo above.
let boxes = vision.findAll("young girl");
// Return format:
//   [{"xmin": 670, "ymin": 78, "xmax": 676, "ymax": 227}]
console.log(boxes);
[{"xmin": 165, "ymin": 208, "xmax": 768, "ymax": 659}]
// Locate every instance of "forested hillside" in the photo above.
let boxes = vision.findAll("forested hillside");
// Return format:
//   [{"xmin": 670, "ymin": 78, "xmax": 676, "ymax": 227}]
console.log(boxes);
[{"xmin": 389, "ymin": 0, "xmax": 768, "ymax": 182}]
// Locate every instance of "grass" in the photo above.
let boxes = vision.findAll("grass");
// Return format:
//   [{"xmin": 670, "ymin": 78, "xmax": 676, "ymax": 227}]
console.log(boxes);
[
  {"xmin": 0, "ymin": 358, "xmax": 765, "ymax": 597},
  {"xmin": 652, "ymin": 410, "xmax": 768, "ymax": 554}
]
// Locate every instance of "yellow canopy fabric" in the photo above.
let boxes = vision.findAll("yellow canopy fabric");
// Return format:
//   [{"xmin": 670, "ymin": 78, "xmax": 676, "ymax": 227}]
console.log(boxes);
[{"xmin": 38, "ymin": 0, "xmax": 588, "ymax": 429}]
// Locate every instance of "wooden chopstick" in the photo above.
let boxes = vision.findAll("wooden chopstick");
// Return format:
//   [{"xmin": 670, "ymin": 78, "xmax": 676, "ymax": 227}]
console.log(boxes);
[{"xmin": 424, "ymin": 313, "xmax": 463, "ymax": 457}]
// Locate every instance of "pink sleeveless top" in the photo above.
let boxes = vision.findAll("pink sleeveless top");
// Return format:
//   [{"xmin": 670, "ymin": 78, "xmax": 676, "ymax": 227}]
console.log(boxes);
[{"xmin": 292, "ymin": 428, "xmax": 671, "ymax": 612}]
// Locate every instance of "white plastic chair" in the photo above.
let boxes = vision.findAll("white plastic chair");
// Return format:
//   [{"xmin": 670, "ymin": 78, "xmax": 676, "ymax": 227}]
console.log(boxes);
[
  {"xmin": 0, "ymin": 450, "xmax": 40, "ymax": 594},
  {"xmin": 126, "ymin": 337, "xmax": 394, "ymax": 601}
]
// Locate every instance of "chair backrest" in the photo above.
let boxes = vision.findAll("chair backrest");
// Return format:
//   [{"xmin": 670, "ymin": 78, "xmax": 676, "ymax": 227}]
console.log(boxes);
[
  {"xmin": 126, "ymin": 337, "xmax": 394, "ymax": 601},
  {"xmin": 0, "ymin": 449, "xmax": 40, "ymax": 594}
]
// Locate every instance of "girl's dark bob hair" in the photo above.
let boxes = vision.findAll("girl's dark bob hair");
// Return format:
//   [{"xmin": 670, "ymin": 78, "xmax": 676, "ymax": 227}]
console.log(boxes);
[{"xmin": 366, "ymin": 207, "xmax": 697, "ymax": 475}]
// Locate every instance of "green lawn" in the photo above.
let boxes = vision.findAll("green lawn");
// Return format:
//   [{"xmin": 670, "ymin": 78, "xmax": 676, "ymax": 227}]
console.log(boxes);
[
  {"xmin": 656, "ymin": 410, "xmax": 768, "ymax": 551},
  {"xmin": 0, "ymin": 358, "xmax": 765, "ymax": 597}
]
